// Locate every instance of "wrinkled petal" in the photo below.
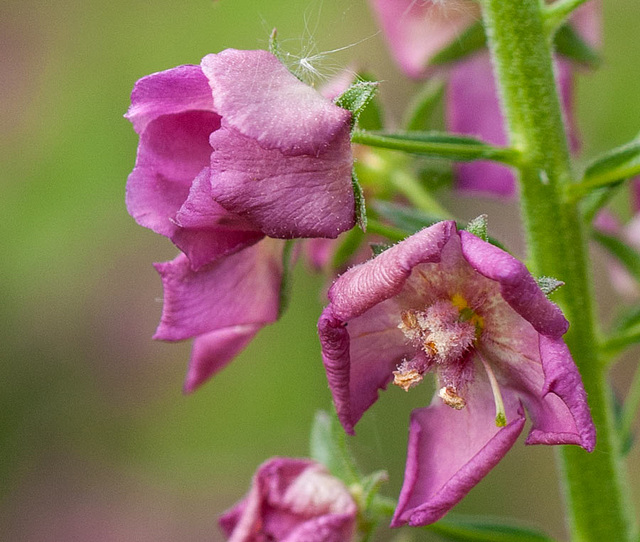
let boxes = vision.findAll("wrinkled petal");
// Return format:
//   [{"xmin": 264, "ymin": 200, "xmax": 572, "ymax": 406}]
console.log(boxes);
[
  {"xmin": 184, "ymin": 324, "xmax": 263, "ymax": 393},
  {"xmin": 125, "ymin": 64, "xmax": 214, "ymax": 134},
  {"xmin": 459, "ymin": 230, "xmax": 568, "ymax": 338},
  {"xmin": 201, "ymin": 49, "xmax": 352, "ymax": 155},
  {"xmin": 153, "ymin": 240, "xmax": 283, "ymax": 341},
  {"xmin": 172, "ymin": 168, "xmax": 264, "ymax": 269},
  {"xmin": 220, "ymin": 459, "xmax": 357, "ymax": 542},
  {"xmin": 319, "ymin": 300, "xmax": 412, "ymax": 434},
  {"xmin": 392, "ymin": 382, "xmax": 525, "ymax": 527},
  {"xmin": 534, "ymin": 336, "xmax": 596, "ymax": 450},
  {"xmin": 209, "ymin": 124, "xmax": 355, "ymax": 238},
  {"xmin": 125, "ymin": 111, "xmax": 221, "ymax": 237},
  {"xmin": 368, "ymin": 0, "xmax": 478, "ymax": 78},
  {"xmin": 326, "ymin": 221, "xmax": 456, "ymax": 320}
]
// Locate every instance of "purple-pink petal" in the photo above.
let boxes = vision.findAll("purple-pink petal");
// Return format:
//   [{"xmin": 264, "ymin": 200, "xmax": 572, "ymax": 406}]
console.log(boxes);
[
  {"xmin": 184, "ymin": 324, "xmax": 263, "ymax": 393},
  {"xmin": 153, "ymin": 240, "xmax": 282, "ymax": 342},
  {"xmin": 392, "ymin": 385, "xmax": 526, "ymax": 527},
  {"xmin": 201, "ymin": 49, "xmax": 352, "ymax": 155},
  {"xmin": 368, "ymin": 0, "xmax": 477, "ymax": 78},
  {"xmin": 327, "ymin": 221, "xmax": 456, "ymax": 320},
  {"xmin": 219, "ymin": 458, "xmax": 357, "ymax": 542},
  {"xmin": 125, "ymin": 64, "xmax": 214, "ymax": 134},
  {"xmin": 446, "ymin": 53, "xmax": 579, "ymax": 197},
  {"xmin": 209, "ymin": 123, "xmax": 355, "ymax": 239},
  {"xmin": 459, "ymin": 230, "xmax": 569, "ymax": 338}
]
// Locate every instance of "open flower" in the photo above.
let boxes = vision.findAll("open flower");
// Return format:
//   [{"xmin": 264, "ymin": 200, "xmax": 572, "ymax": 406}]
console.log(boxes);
[
  {"xmin": 318, "ymin": 221, "xmax": 595, "ymax": 525},
  {"xmin": 126, "ymin": 48, "xmax": 355, "ymax": 270},
  {"xmin": 219, "ymin": 458, "xmax": 358, "ymax": 542}
]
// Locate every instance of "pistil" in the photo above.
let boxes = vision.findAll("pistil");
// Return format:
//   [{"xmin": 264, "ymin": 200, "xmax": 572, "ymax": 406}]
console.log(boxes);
[{"xmin": 478, "ymin": 352, "xmax": 507, "ymax": 427}]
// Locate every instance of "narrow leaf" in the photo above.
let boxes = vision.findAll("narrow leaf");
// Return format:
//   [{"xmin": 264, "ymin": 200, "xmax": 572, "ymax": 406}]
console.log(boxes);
[
  {"xmin": 352, "ymin": 130, "xmax": 520, "ymax": 164},
  {"xmin": 330, "ymin": 227, "xmax": 365, "ymax": 271},
  {"xmin": 428, "ymin": 514, "xmax": 557, "ymax": 542},
  {"xmin": 309, "ymin": 410, "xmax": 360, "ymax": 484},
  {"xmin": 373, "ymin": 200, "xmax": 445, "ymax": 233},
  {"xmin": 430, "ymin": 21, "xmax": 487, "ymax": 66},
  {"xmin": 403, "ymin": 79, "xmax": 445, "ymax": 132},
  {"xmin": 574, "ymin": 138, "xmax": 640, "ymax": 196},
  {"xmin": 592, "ymin": 229, "xmax": 640, "ymax": 283},
  {"xmin": 553, "ymin": 23, "xmax": 601, "ymax": 67}
]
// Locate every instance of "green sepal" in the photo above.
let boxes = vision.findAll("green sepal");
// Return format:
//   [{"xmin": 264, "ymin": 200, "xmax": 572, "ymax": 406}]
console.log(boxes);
[
  {"xmin": 427, "ymin": 514, "xmax": 557, "ymax": 542},
  {"xmin": 354, "ymin": 72, "xmax": 384, "ymax": 131},
  {"xmin": 352, "ymin": 169, "xmax": 367, "ymax": 232},
  {"xmin": 309, "ymin": 410, "xmax": 360, "ymax": 484},
  {"xmin": 403, "ymin": 79, "xmax": 445, "ymax": 132},
  {"xmin": 351, "ymin": 131, "xmax": 520, "ymax": 164},
  {"xmin": 465, "ymin": 214, "xmax": 489, "ymax": 242},
  {"xmin": 369, "ymin": 242, "xmax": 392, "ymax": 257},
  {"xmin": 536, "ymin": 276, "xmax": 565, "ymax": 296},
  {"xmin": 268, "ymin": 28, "xmax": 285, "ymax": 64},
  {"xmin": 277, "ymin": 240, "xmax": 296, "ymax": 318},
  {"xmin": 553, "ymin": 23, "xmax": 601, "ymax": 68},
  {"xmin": 431, "ymin": 21, "xmax": 487, "ymax": 66},
  {"xmin": 335, "ymin": 81, "xmax": 380, "ymax": 131}
]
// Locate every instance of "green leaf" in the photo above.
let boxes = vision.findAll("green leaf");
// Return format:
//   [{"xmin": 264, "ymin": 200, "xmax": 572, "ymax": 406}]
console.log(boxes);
[
  {"xmin": 536, "ymin": 276, "xmax": 565, "ymax": 296},
  {"xmin": 352, "ymin": 169, "xmax": 367, "ymax": 232},
  {"xmin": 574, "ymin": 138, "xmax": 640, "ymax": 196},
  {"xmin": 335, "ymin": 81, "xmax": 379, "ymax": 130},
  {"xmin": 428, "ymin": 514, "xmax": 557, "ymax": 542},
  {"xmin": 403, "ymin": 79, "xmax": 445, "ymax": 132},
  {"xmin": 465, "ymin": 214, "xmax": 489, "ymax": 242},
  {"xmin": 581, "ymin": 183, "xmax": 625, "ymax": 225},
  {"xmin": 430, "ymin": 21, "xmax": 487, "ymax": 66},
  {"xmin": 553, "ymin": 23, "xmax": 601, "ymax": 67},
  {"xmin": 309, "ymin": 410, "xmax": 360, "ymax": 484},
  {"xmin": 373, "ymin": 200, "xmax": 445, "ymax": 234},
  {"xmin": 591, "ymin": 229, "xmax": 640, "ymax": 283},
  {"xmin": 277, "ymin": 240, "xmax": 296, "ymax": 318},
  {"xmin": 351, "ymin": 130, "xmax": 520, "ymax": 164}
]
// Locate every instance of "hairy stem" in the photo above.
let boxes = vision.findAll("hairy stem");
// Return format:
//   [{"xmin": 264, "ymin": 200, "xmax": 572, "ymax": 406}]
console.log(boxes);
[{"xmin": 479, "ymin": 0, "xmax": 636, "ymax": 540}]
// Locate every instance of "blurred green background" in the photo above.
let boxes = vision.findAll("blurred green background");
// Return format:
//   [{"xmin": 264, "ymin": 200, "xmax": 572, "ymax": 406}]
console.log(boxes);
[{"xmin": 1, "ymin": 1, "xmax": 639, "ymax": 540}]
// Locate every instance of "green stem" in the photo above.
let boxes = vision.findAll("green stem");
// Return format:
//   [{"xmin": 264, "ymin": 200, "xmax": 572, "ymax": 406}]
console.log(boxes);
[{"xmin": 479, "ymin": 1, "xmax": 636, "ymax": 541}]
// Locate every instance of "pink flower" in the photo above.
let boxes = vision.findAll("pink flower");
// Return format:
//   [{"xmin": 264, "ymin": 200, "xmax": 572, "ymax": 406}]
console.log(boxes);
[
  {"xmin": 318, "ymin": 222, "xmax": 595, "ymax": 525},
  {"xmin": 219, "ymin": 458, "xmax": 358, "ymax": 542},
  {"xmin": 126, "ymin": 49, "xmax": 355, "ymax": 270}
]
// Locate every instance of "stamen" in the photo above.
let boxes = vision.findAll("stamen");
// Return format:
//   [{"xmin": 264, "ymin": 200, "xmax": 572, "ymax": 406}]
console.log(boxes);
[
  {"xmin": 478, "ymin": 353, "xmax": 507, "ymax": 427},
  {"xmin": 393, "ymin": 361, "xmax": 424, "ymax": 392},
  {"xmin": 438, "ymin": 386, "xmax": 466, "ymax": 409}
]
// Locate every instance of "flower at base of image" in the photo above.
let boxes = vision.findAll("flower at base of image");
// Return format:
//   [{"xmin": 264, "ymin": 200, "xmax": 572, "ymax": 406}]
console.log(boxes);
[
  {"xmin": 125, "ymin": 48, "xmax": 355, "ymax": 270},
  {"xmin": 219, "ymin": 458, "xmax": 358, "ymax": 542},
  {"xmin": 318, "ymin": 221, "xmax": 595, "ymax": 526}
]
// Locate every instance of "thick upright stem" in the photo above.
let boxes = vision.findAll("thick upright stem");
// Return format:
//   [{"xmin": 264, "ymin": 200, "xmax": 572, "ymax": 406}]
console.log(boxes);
[{"xmin": 479, "ymin": 1, "xmax": 635, "ymax": 540}]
